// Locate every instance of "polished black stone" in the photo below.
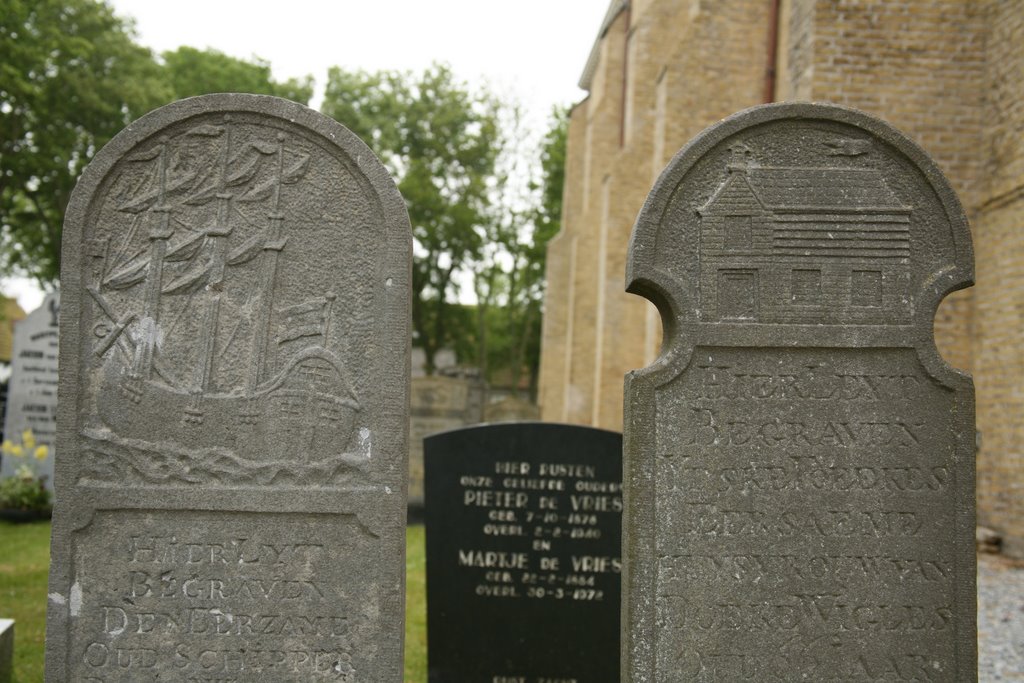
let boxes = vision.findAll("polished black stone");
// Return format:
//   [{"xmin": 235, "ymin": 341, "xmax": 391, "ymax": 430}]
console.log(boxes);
[{"xmin": 425, "ymin": 422, "xmax": 622, "ymax": 683}]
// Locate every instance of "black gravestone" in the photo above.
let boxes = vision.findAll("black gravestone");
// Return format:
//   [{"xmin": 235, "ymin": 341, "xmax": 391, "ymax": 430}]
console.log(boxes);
[{"xmin": 425, "ymin": 423, "xmax": 622, "ymax": 683}]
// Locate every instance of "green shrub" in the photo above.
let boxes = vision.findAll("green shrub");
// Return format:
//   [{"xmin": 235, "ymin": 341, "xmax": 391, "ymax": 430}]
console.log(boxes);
[
  {"xmin": 0, "ymin": 430, "xmax": 52, "ymax": 511},
  {"xmin": 0, "ymin": 466, "xmax": 51, "ymax": 510}
]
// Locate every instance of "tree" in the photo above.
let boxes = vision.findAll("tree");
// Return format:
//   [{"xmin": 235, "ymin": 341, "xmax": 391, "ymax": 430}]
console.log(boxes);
[
  {"xmin": 0, "ymin": 2, "xmax": 315, "ymax": 285},
  {"xmin": 161, "ymin": 47, "xmax": 312, "ymax": 104},
  {"xmin": 519, "ymin": 106, "xmax": 569, "ymax": 390},
  {"xmin": 499, "ymin": 106, "xmax": 568, "ymax": 394},
  {"xmin": 456, "ymin": 105, "xmax": 567, "ymax": 395},
  {"xmin": 534, "ymin": 106, "xmax": 568, "ymax": 253},
  {"xmin": 321, "ymin": 63, "xmax": 501, "ymax": 375},
  {"xmin": 1, "ymin": 0, "xmax": 171, "ymax": 283}
]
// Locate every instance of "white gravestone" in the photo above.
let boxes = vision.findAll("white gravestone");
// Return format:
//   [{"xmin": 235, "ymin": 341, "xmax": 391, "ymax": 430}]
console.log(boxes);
[{"xmin": 1, "ymin": 291, "xmax": 60, "ymax": 490}]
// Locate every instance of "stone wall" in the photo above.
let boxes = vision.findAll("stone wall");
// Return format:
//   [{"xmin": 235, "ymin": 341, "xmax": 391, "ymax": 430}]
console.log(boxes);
[
  {"xmin": 408, "ymin": 374, "xmax": 486, "ymax": 509},
  {"xmin": 539, "ymin": 0, "xmax": 1024, "ymax": 555},
  {"xmin": 540, "ymin": 0, "xmax": 772, "ymax": 428},
  {"xmin": 975, "ymin": 0, "xmax": 1024, "ymax": 556},
  {"xmin": 780, "ymin": 0, "xmax": 988, "ymax": 372}
]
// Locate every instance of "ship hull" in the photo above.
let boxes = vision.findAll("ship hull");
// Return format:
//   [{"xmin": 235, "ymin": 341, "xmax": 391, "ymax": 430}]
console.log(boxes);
[{"xmin": 96, "ymin": 346, "xmax": 359, "ymax": 463}]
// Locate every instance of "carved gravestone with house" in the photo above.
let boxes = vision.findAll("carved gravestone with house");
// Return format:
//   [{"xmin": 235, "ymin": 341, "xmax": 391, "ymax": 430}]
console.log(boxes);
[
  {"xmin": 45, "ymin": 94, "xmax": 411, "ymax": 682},
  {"xmin": 623, "ymin": 103, "xmax": 976, "ymax": 681},
  {"xmin": 1, "ymin": 291, "xmax": 59, "ymax": 489}
]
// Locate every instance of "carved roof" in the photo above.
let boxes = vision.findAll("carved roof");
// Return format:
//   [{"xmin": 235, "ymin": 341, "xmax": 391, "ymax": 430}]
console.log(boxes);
[{"xmin": 701, "ymin": 166, "xmax": 911, "ymax": 215}]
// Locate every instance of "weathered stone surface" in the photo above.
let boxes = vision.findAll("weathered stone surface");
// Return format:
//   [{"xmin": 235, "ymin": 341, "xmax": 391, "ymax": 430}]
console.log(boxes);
[
  {"xmin": 45, "ymin": 94, "xmax": 411, "ymax": 681},
  {"xmin": 0, "ymin": 292, "xmax": 59, "ymax": 490},
  {"xmin": 424, "ymin": 423, "xmax": 622, "ymax": 682},
  {"xmin": 623, "ymin": 103, "xmax": 976, "ymax": 681},
  {"xmin": 483, "ymin": 396, "xmax": 541, "ymax": 422},
  {"xmin": 408, "ymin": 373, "xmax": 485, "ymax": 509}
]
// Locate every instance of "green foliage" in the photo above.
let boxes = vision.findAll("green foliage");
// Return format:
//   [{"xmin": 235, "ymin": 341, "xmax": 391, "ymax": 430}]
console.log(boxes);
[
  {"xmin": 0, "ymin": 430, "xmax": 52, "ymax": 510},
  {"xmin": 534, "ymin": 106, "xmax": 569, "ymax": 254},
  {"xmin": 1, "ymin": 0, "xmax": 171, "ymax": 283},
  {"xmin": 0, "ymin": 467, "xmax": 50, "ymax": 511},
  {"xmin": 511, "ymin": 106, "xmax": 569, "ymax": 391},
  {"xmin": 321, "ymin": 66, "xmax": 567, "ymax": 387},
  {"xmin": 473, "ymin": 106, "xmax": 568, "ymax": 393},
  {"xmin": 0, "ymin": 1, "xmax": 314, "ymax": 284},
  {"xmin": 161, "ymin": 46, "xmax": 312, "ymax": 104},
  {"xmin": 321, "ymin": 63, "xmax": 501, "ymax": 374}
]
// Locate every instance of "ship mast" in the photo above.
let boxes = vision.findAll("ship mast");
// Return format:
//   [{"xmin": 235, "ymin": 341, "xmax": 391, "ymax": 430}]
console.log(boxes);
[
  {"xmin": 125, "ymin": 137, "xmax": 172, "ymax": 396},
  {"xmin": 246, "ymin": 132, "xmax": 289, "ymax": 394},
  {"xmin": 186, "ymin": 116, "xmax": 234, "ymax": 421}
]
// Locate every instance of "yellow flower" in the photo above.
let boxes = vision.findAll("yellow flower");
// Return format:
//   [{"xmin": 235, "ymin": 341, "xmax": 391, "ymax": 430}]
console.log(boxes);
[
  {"xmin": 22, "ymin": 429, "xmax": 36, "ymax": 450},
  {"xmin": 9, "ymin": 444, "xmax": 24, "ymax": 458},
  {"xmin": 0, "ymin": 440, "xmax": 14, "ymax": 456},
  {"xmin": 34, "ymin": 445, "xmax": 49, "ymax": 461}
]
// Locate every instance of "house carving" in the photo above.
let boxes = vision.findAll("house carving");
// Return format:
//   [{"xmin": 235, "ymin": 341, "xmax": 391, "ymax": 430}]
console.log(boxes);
[{"xmin": 697, "ymin": 156, "xmax": 913, "ymax": 325}]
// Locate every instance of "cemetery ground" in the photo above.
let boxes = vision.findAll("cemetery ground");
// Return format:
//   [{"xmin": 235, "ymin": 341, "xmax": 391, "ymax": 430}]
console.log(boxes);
[{"xmin": 0, "ymin": 522, "xmax": 429, "ymax": 682}]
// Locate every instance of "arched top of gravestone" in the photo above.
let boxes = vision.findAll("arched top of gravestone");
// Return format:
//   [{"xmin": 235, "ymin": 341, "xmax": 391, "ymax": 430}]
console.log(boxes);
[
  {"xmin": 627, "ymin": 102, "xmax": 972, "ymax": 367},
  {"xmin": 64, "ymin": 93, "xmax": 409, "ymax": 271},
  {"xmin": 57, "ymin": 93, "xmax": 411, "ymax": 489}
]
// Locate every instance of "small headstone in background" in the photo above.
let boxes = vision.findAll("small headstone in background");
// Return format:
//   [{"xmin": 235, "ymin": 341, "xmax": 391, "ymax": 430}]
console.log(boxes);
[
  {"xmin": 624, "ymin": 103, "xmax": 976, "ymax": 680},
  {"xmin": 408, "ymin": 372, "xmax": 485, "ymax": 514},
  {"xmin": 0, "ymin": 292, "xmax": 59, "ymax": 490},
  {"xmin": 484, "ymin": 396, "xmax": 541, "ymax": 422},
  {"xmin": 425, "ymin": 423, "xmax": 622, "ymax": 682},
  {"xmin": 45, "ymin": 94, "xmax": 411, "ymax": 682}
]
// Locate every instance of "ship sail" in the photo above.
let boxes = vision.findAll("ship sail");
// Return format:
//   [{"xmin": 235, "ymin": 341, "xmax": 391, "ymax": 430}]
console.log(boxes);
[
  {"xmin": 277, "ymin": 295, "xmax": 335, "ymax": 344},
  {"xmin": 283, "ymin": 153, "xmax": 310, "ymax": 184},
  {"xmin": 100, "ymin": 124, "xmax": 320, "ymax": 404},
  {"xmin": 104, "ymin": 258, "xmax": 149, "ymax": 290},
  {"xmin": 239, "ymin": 176, "xmax": 276, "ymax": 203},
  {"xmin": 164, "ymin": 230, "xmax": 207, "ymax": 262},
  {"xmin": 226, "ymin": 230, "xmax": 266, "ymax": 266},
  {"xmin": 162, "ymin": 260, "xmax": 210, "ymax": 295},
  {"xmin": 115, "ymin": 169, "xmax": 198, "ymax": 214},
  {"xmin": 104, "ymin": 229, "xmax": 206, "ymax": 290}
]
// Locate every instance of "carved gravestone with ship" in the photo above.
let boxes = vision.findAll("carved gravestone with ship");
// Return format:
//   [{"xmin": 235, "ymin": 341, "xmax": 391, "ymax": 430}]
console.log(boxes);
[
  {"xmin": 623, "ymin": 103, "xmax": 976, "ymax": 681},
  {"xmin": 45, "ymin": 94, "xmax": 411, "ymax": 681}
]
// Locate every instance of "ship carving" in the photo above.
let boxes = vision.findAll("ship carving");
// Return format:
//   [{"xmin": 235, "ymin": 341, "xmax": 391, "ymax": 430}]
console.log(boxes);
[{"xmin": 81, "ymin": 118, "xmax": 364, "ymax": 486}]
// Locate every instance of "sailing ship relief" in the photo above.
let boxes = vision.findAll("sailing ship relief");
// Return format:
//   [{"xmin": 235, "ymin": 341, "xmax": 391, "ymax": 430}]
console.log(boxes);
[{"xmin": 79, "ymin": 116, "xmax": 370, "ymax": 486}]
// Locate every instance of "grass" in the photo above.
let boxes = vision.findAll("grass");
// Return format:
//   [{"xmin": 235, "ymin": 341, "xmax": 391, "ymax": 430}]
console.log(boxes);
[
  {"xmin": 0, "ymin": 520, "xmax": 50, "ymax": 683},
  {"xmin": 405, "ymin": 524, "xmax": 428, "ymax": 681},
  {"xmin": 0, "ymin": 520, "xmax": 429, "ymax": 682}
]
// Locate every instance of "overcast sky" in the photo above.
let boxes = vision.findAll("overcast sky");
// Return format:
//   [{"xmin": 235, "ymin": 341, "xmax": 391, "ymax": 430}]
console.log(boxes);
[{"xmin": 3, "ymin": 0, "xmax": 610, "ymax": 311}]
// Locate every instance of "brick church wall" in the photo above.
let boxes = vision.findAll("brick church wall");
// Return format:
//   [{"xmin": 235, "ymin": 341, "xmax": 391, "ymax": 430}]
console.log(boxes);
[{"xmin": 539, "ymin": 0, "xmax": 1024, "ymax": 555}]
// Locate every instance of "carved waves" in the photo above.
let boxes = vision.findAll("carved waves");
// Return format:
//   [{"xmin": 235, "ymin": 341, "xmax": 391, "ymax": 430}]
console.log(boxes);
[{"xmin": 78, "ymin": 426, "xmax": 371, "ymax": 487}]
